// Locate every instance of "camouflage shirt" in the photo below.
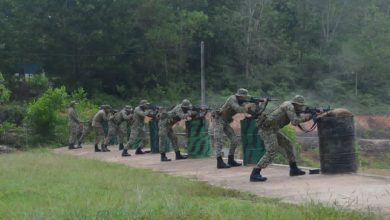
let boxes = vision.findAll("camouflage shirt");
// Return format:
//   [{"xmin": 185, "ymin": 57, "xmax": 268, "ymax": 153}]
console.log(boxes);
[
  {"xmin": 165, "ymin": 104, "xmax": 193, "ymax": 125},
  {"xmin": 262, "ymin": 101, "xmax": 309, "ymax": 129},
  {"xmin": 219, "ymin": 95, "xmax": 246, "ymax": 122},
  {"xmin": 68, "ymin": 107, "xmax": 79, "ymax": 125},
  {"xmin": 131, "ymin": 106, "xmax": 151, "ymax": 129},
  {"xmin": 92, "ymin": 110, "xmax": 108, "ymax": 128},
  {"xmin": 113, "ymin": 109, "xmax": 132, "ymax": 125}
]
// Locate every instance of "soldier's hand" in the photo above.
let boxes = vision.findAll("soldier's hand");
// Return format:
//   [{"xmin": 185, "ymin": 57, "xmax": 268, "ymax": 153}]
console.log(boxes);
[
  {"xmin": 304, "ymin": 113, "xmax": 312, "ymax": 121},
  {"xmin": 244, "ymin": 103, "xmax": 256, "ymax": 111}
]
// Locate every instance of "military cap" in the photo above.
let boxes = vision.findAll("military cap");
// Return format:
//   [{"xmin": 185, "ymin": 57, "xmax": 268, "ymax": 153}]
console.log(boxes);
[
  {"xmin": 125, "ymin": 105, "xmax": 133, "ymax": 110},
  {"xmin": 139, "ymin": 100, "xmax": 150, "ymax": 106},
  {"xmin": 291, "ymin": 95, "xmax": 305, "ymax": 106},
  {"xmin": 181, "ymin": 99, "xmax": 192, "ymax": 108},
  {"xmin": 101, "ymin": 104, "xmax": 111, "ymax": 109},
  {"xmin": 235, "ymin": 88, "xmax": 250, "ymax": 98},
  {"xmin": 69, "ymin": 101, "xmax": 78, "ymax": 106}
]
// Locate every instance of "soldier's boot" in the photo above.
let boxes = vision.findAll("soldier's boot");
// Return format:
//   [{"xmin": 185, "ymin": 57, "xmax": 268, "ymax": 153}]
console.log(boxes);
[
  {"xmin": 101, "ymin": 144, "xmax": 108, "ymax": 152},
  {"xmin": 250, "ymin": 168, "xmax": 267, "ymax": 182},
  {"xmin": 289, "ymin": 162, "xmax": 306, "ymax": 176},
  {"xmin": 77, "ymin": 142, "xmax": 82, "ymax": 148},
  {"xmin": 160, "ymin": 153, "xmax": 171, "ymax": 162},
  {"xmin": 68, "ymin": 143, "xmax": 77, "ymax": 150},
  {"xmin": 122, "ymin": 149, "xmax": 131, "ymax": 157},
  {"xmin": 119, "ymin": 143, "xmax": 124, "ymax": 151},
  {"xmin": 104, "ymin": 145, "xmax": 111, "ymax": 152},
  {"xmin": 217, "ymin": 156, "xmax": 230, "ymax": 169},
  {"xmin": 94, "ymin": 144, "xmax": 102, "ymax": 152},
  {"xmin": 228, "ymin": 155, "xmax": 242, "ymax": 167},
  {"xmin": 135, "ymin": 147, "xmax": 145, "ymax": 155},
  {"xmin": 175, "ymin": 151, "xmax": 188, "ymax": 160}
]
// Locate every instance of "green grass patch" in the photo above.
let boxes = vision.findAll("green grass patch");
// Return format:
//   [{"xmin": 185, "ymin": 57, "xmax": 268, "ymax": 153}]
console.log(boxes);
[{"xmin": 0, "ymin": 150, "xmax": 379, "ymax": 220}]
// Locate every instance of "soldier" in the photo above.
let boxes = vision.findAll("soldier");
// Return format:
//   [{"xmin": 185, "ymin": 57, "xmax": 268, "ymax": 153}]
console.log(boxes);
[
  {"xmin": 158, "ymin": 99, "xmax": 194, "ymax": 162},
  {"xmin": 68, "ymin": 101, "xmax": 81, "ymax": 149},
  {"xmin": 78, "ymin": 117, "xmax": 92, "ymax": 147},
  {"xmin": 212, "ymin": 88, "xmax": 257, "ymax": 169},
  {"xmin": 92, "ymin": 105, "xmax": 111, "ymax": 152},
  {"xmin": 122, "ymin": 100, "xmax": 152, "ymax": 157},
  {"xmin": 250, "ymin": 95, "xmax": 314, "ymax": 182},
  {"xmin": 104, "ymin": 105, "xmax": 133, "ymax": 150}
]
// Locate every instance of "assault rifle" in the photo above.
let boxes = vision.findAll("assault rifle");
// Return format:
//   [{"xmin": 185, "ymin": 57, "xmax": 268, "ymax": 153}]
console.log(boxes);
[
  {"xmin": 247, "ymin": 97, "xmax": 278, "ymax": 118},
  {"xmin": 296, "ymin": 106, "xmax": 332, "ymax": 132},
  {"xmin": 145, "ymin": 104, "xmax": 161, "ymax": 119},
  {"xmin": 191, "ymin": 105, "xmax": 212, "ymax": 119}
]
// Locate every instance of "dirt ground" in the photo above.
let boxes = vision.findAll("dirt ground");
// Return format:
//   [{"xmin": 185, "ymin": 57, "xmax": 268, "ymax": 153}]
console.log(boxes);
[{"xmin": 54, "ymin": 145, "xmax": 390, "ymax": 216}]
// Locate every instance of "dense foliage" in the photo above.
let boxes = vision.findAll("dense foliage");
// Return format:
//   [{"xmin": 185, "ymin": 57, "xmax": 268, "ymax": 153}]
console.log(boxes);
[{"xmin": 0, "ymin": 0, "xmax": 389, "ymax": 113}]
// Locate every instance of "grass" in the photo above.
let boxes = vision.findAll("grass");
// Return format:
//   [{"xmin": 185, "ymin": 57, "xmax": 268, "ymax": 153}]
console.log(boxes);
[{"xmin": 0, "ymin": 150, "xmax": 380, "ymax": 220}]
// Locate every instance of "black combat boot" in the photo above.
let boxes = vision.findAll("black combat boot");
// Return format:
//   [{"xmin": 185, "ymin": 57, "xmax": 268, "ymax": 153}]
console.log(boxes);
[
  {"xmin": 175, "ymin": 151, "xmax": 188, "ymax": 160},
  {"xmin": 68, "ymin": 144, "xmax": 77, "ymax": 150},
  {"xmin": 217, "ymin": 156, "xmax": 230, "ymax": 169},
  {"xmin": 94, "ymin": 144, "xmax": 102, "ymax": 152},
  {"xmin": 103, "ymin": 145, "xmax": 111, "ymax": 152},
  {"xmin": 289, "ymin": 162, "xmax": 306, "ymax": 176},
  {"xmin": 135, "ymin": 147, "xmax": 145, "ymax": 155},
  {"xmin": 161, "ymin": 153, "xmax": 171, "ymax": 162},
  {"xmin": 122, "ymin": 149, "xmax": 131, "ymax": 157},
  {"xmin": 77, "ymin": 142, "xmax": 82, "ymax": 148},
  {"xmin": 228, "ymin": 155, "xmax": 242, "ymax": 167},
  {"xmin": 119, "ymin": 143, "xmax": 124, "ymax": 151},
  {"xmin": 250, "ymin": 168, "xmax": 267, "ymax": 182}
]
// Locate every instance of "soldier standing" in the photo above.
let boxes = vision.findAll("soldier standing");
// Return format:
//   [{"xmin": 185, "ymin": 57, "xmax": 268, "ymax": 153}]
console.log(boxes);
[
  {"xmin": 104, "ymin": 105, "xmax": 133, "ymax": 150},
  {"xmin": 92, "ymin": 105, "xmax": 111, "ymax": 152},
  {"xmin": 158, "ymin": 99, "xmax": 194, "ymax": 162},
  {"xmin": 212, "ymin": 88, "xmax": 256, "ymax": 169},
  {"xmin": 250, "ymin": 95, "xmax": 313, "ymax": 182},
  {"xmin": 68, "ymin": 101, "xmax": 81, "ymax": 149},
  {"xmin": 122, "ymin": 100, "xmax": 152, "ymax": 157}
]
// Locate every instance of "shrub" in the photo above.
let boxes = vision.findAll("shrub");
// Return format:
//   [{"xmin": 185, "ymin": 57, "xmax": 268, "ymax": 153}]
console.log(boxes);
[
  {"xmin": 0, "ymin": 72, "xmax": 11, "ymax": 104},
  {"xmin": 25, "ymin": 86, "xmax": 68, "ymax": 143}
]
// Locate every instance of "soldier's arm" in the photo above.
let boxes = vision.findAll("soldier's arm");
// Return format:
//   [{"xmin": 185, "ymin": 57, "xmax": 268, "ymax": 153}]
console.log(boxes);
[
  {"xmin": 102, "ymin": 112, "xmax": 108, "ymax": 121},
  {"xmin": 285, "ymin": 104, "xmax": 311, "ymax": 126},
  {"xmin": 229, "ymin": 97, "xmax": 247, "ymax": 113},
  {"xmin": 135, "ymin": 107, "xmax": 149, "ymax": 117},
  {"xmin": 69, "ymin": 109, "xmax": 80, "ymax": 123},
  {"xmin": 122, "ymin": 111, "xmax": 132, "ymax": 120}
]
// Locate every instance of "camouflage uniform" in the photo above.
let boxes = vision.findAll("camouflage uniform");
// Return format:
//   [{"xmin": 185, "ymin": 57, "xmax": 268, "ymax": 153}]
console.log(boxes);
[
  {"xmin": 68, "ymin": 105, "xmax": 80, "ymax": 146},
  {"xmin": 125, "ymin": 106, "xmax": 150, "ymax": 150},
  {"xmin": 212, "ymin": 95, "xmax": 247, "ymax": 157},
  {"xmin": 104, "ymin": 108, "xmax": 132, "ymax": 145},
  {"xmin": 92, "ymin": 109, "xmax": 108, "ymax": 145},
  {"xmin": 256, "ymin": 101, "xmax": 310, "ymax": 169},
  {"xmin": 78, "ymin": 118, "xmax": 92, "ymax": 144},
  {"xmin": 158, "ymin": 103, "xmax": 193, "ymax": 153}
]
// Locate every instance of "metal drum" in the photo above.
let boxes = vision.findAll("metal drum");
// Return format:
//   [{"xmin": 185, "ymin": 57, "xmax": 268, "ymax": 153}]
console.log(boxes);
[{"xmin": 317, "ymin": 115, "xmax": 357, "ymax": 174}]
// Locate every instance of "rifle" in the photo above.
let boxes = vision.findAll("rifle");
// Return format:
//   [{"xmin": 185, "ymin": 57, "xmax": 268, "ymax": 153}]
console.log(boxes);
[
  {"xmin": 297, "ymin": 106, "xmax": 332, "ymax": 132},
  {"xmin": 145, "ymin": 104, "xmax": 161, "ymax": 119},
  {"xmin": 191, "ymin": 105, "xmax": 212, "ymax": 119},
  {"xmin": 246, "ymin": 97, "xmax": 278, "ymax": 118}
]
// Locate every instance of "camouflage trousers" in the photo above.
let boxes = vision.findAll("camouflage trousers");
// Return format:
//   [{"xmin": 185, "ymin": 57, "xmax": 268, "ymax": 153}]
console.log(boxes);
[
  {"xmin": 256, "ymin": 128, "xmax": 296, "ymax": 169},
  {"xmin": 104, "ymin": 122, "xmax": 126, "ymax": 145},
  {"xmin": 94, "ymin": 126, "xmax": 105, "ymax": 145},
  {"xmin": 68, "ymin": 123, "xmax": 81, "ymax": 145},
  {"xmin": 212, "ymin": 116, "xmax": 239, "ymax": 157},
  {"xmin": 78, "ymin": 123, "xmax": 92, "ymax": 144},
  {"xmin": 125, "ymin": 126, "xmax": 147, "ymax": 150},
  {"xmin": 158, "ymin": 119, "xmax": 179, "ymax": 153}
]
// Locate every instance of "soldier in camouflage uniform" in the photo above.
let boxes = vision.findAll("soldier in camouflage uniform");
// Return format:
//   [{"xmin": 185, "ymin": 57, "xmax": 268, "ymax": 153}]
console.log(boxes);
[
  {"xmin": 68, "ymin": 101, "xmax": 81, "ymax": 149},
  {"xmin": 92, "ymin": 105, "xmax": 111, "ymax": 152},
  {"xmin": 122, "ymin": 100, "xmax": 152, "ymax": 157},
  {"xmin": 250, "ymin": 95, "xmax": 313, "ymax": 182},
  {"xmin": 158, "ymin": 99, "xmax": 194, "ymax": 162},
  {"xmin": 212, "ymin": 88, "xmax": 257, "ymax": 169},
  {"xmin": 78, "ymin": 117, "xmax": 92, "ymax": 147},
  {"xmin": 104, "ymin": 105, "xmax": 133, "ymax": 150}
]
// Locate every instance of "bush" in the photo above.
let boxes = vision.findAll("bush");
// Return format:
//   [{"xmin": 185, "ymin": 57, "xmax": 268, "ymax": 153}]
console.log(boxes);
[
  {"xmin": 0, "ymin": 72, "xmax": 11, "ymax": 104},
  {"xmin": 25, "ymin": 86, "xmax": 68, "ymax": 144}
]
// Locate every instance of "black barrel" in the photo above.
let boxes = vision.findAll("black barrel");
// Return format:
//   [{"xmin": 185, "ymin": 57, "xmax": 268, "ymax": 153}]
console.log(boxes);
[{"xmin": 317, "ymin": 116, "xmax": 357, "ymax": 174}]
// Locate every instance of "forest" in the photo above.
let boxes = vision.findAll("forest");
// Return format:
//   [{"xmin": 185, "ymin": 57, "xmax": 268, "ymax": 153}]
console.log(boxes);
[{"xmin": 0, "ymin": 0, "xmax": 389, "ymax": 113}]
